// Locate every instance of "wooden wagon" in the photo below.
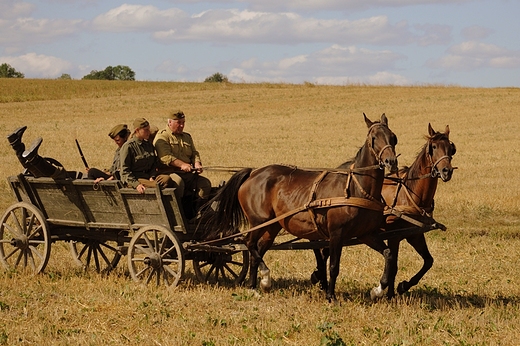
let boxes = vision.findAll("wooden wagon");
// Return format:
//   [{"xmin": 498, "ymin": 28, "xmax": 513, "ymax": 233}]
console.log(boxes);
[
  {"xmin": 0, "ymin": 171, "xmax": 446, "ymax": 289},
  {"xmin": 0, "ymin": 173, "xmax": 250, "ymax": 288}
]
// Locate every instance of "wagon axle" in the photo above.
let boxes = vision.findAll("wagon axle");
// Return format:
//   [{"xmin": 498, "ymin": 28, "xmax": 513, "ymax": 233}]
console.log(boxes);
[
  {"xmin": 143, "ymin": 253, "xmax": 162, "ymax": 269},
  {"xmin": 10, "ymin": 235, "xmax": 29, "ymax": 250}
]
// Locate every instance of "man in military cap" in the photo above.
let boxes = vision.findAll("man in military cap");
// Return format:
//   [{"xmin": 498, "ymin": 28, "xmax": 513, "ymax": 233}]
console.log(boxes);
[
  {"xmin": 120, "ymin": 118, "xmax": 173, "ymax": 193},
  {"xmin": 87, "ymin": 123, "xmax": 130, "ymax": 182},
  {"xmin": 153, "ymin": 110, "xmax": 211, "ymax": 215}
]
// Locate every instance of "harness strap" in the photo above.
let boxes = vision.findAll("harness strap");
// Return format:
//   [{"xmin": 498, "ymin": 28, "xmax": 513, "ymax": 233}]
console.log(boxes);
[
  {"xmin": 401, "ymin": 184, "xmax": 432, "ymax": 217},
  {"xmin": 305, "ymin": 170, "xmax": 330, "ymax": 239},
  {"xmin": 237, "ymin": 196, "xmax": 387, "ymax": 240},
  {"xmin": 385, "ymin": 208, "xmax": 424, "ymax": 227}
]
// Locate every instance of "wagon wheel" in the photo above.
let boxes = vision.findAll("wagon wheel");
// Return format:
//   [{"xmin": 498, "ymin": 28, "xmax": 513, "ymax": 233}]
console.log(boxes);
[
  {"xmin": 69, "ymin": 239, "xmax": 123, "ymax": 274},
  {"xmin": 127, "ymin": 225, "xmax": 184, "ymax": 288},
  {"xmin": 193, "ymin": 250, "xmax": 249, "ymax": 286},
  {"xmin": 0, "ymin": 202, "xmax": 51, "ymax": 274}
]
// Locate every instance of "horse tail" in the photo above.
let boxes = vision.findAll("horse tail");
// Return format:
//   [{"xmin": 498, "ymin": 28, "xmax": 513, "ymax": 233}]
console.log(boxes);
[{"xmin": 203, "ymin": 167, "xmax": 253, "ymax": 240}]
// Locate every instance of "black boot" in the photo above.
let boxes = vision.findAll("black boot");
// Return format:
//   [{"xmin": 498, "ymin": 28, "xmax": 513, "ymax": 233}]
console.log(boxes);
[
  {"xmin": 7, "ymin": 126, "xmax": 28, "ymax": 168},
  {"xmin": 25, "ymin": 155, "xmax": 67, "ymax": 179},
  {"xmin": 7, "ymin": 126, "xmax": 27, "ymax": 145},
  {"xmin": 22, "ymin": 137, "xmax": 43, "ymax": 162},
  {"xmin": 22, "ymin": 138, "xmax": 67, "ymax": 179}
]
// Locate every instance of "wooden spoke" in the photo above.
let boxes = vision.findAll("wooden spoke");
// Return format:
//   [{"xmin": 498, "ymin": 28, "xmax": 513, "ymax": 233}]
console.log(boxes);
[
  {"xmin": 193, "ymin": 250, "xmax": 249, "ymax": 286},
  {"xmin": 0, "ymin": 202, "xmax": 50, "ymax": 274},
  {"xmin": 127, "ymin": 225, "xmax": 184, "ymax": 288}
]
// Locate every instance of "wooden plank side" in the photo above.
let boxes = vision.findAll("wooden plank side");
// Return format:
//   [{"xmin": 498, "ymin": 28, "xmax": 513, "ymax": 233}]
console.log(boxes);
[
  {"xmin": 25, "ymin": 179, "xmax": 86, "ymax": 224},
  {"xmin": 74, "ymin": 182, "xmax": 129, "ymax": 226},
  {"xmin": 121, "ymin": 190, "xmax": 167, "ymax": 227}
]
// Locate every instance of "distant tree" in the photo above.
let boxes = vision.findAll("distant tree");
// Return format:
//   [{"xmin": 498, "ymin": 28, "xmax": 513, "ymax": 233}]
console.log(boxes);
[
  {"xmin": 82, "ymin": 69, "xmax": 103, "ymax": 80},
  {"xmin": 113, "ymin": 65, "xmax": 135, "ymax": 81},
  {"xmin": 57, "ymin": 73, "xmax": 72, "ymax": 80},
  {"xmin": 82, "ymin": 65, "xmax": 135, "ymax": 81},
  {"xmin": 204, "ymin": 72, "xmax": 228, "ymax": 83},
  {"xmin": 0, "ymin": 63, "xmax": 25, "ymax": 78}
]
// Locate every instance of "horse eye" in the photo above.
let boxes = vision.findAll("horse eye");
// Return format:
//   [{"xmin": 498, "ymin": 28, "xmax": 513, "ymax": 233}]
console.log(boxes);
[{"xmin": 432, "ymin": 144, "xmax": 437, "ymax": 150}]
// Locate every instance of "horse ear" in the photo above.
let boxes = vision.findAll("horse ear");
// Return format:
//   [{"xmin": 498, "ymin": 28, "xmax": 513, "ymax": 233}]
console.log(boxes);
[
  {"xmin": 380, "ymin": 113, "xmax": 388, "ymax": 126},
  {"xmin": 428, "ymin": 123, "xmax": 435, "ymax": 136},
  {"xmin": 445, "ymin": 125, "xmax": 450, "ymax": 137},
  {"xmin": 364, "ymin": 113, "xmax": 374, "ymax": 128}
]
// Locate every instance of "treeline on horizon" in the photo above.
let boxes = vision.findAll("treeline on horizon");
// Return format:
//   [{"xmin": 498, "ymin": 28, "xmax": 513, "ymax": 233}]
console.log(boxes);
[{"xmin": 0, "ymin": 63, "xmax": 228, "ymax": 83}]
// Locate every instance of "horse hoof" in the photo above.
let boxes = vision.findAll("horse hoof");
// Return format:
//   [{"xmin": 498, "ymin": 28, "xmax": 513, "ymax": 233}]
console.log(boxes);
[
  {"xmin": 259, "ymin": 268, "xmax": 271, "ymax": 292},
  {"xmin": 397, "ymin": 281, "xmax": 409, "ymax": 295},
  {"xmin": 370, "ymin": 285, "xmax": 384, "ymax": 300},
  {"xmin": 327, "ymin": 295, "xmax": 338, "ymax": 304},
  {"xmin": 310, "ymin": 271, "xmax": 319, "ymax": 285},
  {"xmin": 260, "ymin": 277, "xmax": 271, "ymax": 292}
]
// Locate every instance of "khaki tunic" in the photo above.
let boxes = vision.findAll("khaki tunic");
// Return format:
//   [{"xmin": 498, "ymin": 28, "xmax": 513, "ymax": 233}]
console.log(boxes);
[
  {"xmin": 153, "ymin": 127, "xmax": 211, "ymax": 201},
  {"xmin": 120, "ymin": 137, "xmax": 157, "ymax": 188},
  {"xmin": 153, "ymin": 128, "xmax": 201, "ymax": 171},
  {"xmin": 109, "ymin": 147, "xmax": 122, "ymax": 178}
]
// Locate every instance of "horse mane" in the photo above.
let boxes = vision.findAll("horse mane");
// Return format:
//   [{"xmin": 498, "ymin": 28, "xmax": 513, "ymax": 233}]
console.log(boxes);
[{"xmin": 336, "ymin": 135, "xmax": 372, "ymax": 169}]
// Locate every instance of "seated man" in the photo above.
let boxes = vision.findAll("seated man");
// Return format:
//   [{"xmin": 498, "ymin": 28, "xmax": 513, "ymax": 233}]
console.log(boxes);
[
  {"xmin": 153, "ymin": 110, "xmax": 211, "ymax": 217},
  {"xmin": 120, "ymin": 118, "xmax": 173, "ymax": 194},
  {"xmin": 87, "ymin": 124, "xmax": 130, "ymax": 182},
  {"xmin": 7, "ymin": 126, "xmax": 67, "ymax": 179}
]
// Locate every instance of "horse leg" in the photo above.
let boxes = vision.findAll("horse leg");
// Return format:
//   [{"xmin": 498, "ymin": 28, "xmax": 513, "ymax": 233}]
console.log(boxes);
[
  {"xmin": 397, "ymin": 234, "xmax": 433, "ymax": 294},
  {"xmin": 256, "ymin": 227, "xmax": 280, "ymax": 292},
  {"xmin": 248, "ymin": 226, "xmax": 279, "ymax": 292},
  {"xmin": 359, "ymin": 236, "xmax": 396, "ymax": 300},
  {"xmin": 247, "ymin": 245, "xmax": 260, "ymax": 289},
  {"xmin": 327, "ymin": 239, "xmax": 343, "ymax": 303},
  {"xmin": 248, "ymin": 249, "xmax": 270, "ymax": 292},
  {"xmin": 311, "ymin": 248, "xmax": 329, "ymax": 291},
  {"xmin": 384, "ymin": 237, "xmax": 401, "ymax": 298}
]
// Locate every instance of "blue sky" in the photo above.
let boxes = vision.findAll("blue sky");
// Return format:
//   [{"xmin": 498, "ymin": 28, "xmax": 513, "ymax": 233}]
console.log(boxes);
[{"xmin": 1, "ymin": 0, "xmax": 519, "ymax": 87}]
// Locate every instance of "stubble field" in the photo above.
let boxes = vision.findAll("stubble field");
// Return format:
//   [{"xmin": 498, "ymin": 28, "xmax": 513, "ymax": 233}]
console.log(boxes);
[{"xmin": 0, "ymin": 79, "xmax": 519, "ymax": 345}]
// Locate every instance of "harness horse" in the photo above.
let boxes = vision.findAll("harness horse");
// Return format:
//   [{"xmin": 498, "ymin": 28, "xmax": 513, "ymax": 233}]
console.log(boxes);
[
  {"xmin": 312, "ymin": 123, "xmax": 456, "ymax": 298},
  {"xmin": 207, "ymin": 113, "xmax": 398, "ymax": 302}
]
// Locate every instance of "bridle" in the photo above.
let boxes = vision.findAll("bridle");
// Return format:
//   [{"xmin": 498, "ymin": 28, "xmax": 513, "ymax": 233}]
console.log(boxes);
[
  {"xmin": 428, "ymin": 139, "xmax": 454, "ymax": 178},
  {"xmin": 366, "ymin": 123, "xmax": 396, "ymax": 170}
]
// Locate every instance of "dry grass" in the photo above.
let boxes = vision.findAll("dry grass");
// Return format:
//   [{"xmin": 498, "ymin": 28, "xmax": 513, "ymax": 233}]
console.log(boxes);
[{"xmin": 0, "ymin": 79, "xmax": 519, "ymax": 345}]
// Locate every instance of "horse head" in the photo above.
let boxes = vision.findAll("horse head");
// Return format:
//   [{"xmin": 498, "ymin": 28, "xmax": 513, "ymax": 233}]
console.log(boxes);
[
  {"xmin": 364, "ymin": 113, "xmax": 399, "ymax": 173},
  {"xmin": 427, "ymin": 123, "xmax": 456, "ymax": 182}
]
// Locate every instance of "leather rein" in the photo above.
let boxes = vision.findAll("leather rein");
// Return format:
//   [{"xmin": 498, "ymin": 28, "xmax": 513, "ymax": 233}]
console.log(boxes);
[
  {"xmin": 383, "ymin": 140, "xmax": 455, "ymax": 227},
  {"xmin": 238, "ymin": 124, "xmax": 394, "ymax": 240}
]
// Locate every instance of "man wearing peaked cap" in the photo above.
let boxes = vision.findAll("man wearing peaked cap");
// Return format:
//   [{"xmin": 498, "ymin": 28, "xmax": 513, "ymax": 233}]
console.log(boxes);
[
  {"xmin": 170, "ymin": 110, "xmax": 185, "ymax": 120},
  {"xmin": 87, "ymin": 123, "xmax": 131, "ymax": 182},
  {"xmin": 153, "ymin": 109, "xmax": 211, "ymax": 218},
  {"xmin": 120, "ymin": 117, "xmax": 173, "ymax": 194}
]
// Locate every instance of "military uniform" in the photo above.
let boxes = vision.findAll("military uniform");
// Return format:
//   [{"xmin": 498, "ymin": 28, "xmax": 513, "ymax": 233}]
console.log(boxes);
[
  {"xmin": 153, "ymin": 111, "xmax": 211, "ymax": 211},
  {"xmin": 154, "ymin": 128, "xmax": 211, "ymax": 198},
  {"xmin": 120, "ymin": 136, "xmax": 158, "ymax": 188},
  {"xmin": 87, "ymin": 124, "xmax": 129, "ymax": 180}
]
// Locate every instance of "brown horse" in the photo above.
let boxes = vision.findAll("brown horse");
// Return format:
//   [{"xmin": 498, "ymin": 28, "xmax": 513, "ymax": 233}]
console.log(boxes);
[
  {"xmin": 207, "ymin": 113, "xmax": 398, "ymax": 302},
  {"xmin": 312, "ymin": 123, "xmax": 456, "ymax": 298}
]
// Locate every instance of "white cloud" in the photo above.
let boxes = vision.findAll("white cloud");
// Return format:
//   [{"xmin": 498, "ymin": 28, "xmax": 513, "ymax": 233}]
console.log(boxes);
[
  {"xmin": 428, "ymin": 41, "xmax": 520, "ymax": 70},
  {"xmin": 0, "ymin": 17, "xmax": 85, "ymax": 47},
  {"xmin": 242, "ymin": 0, "xmax": 472, "ymax": 11},
  {"xmin": 92, "ymin": 6, "xmax": 425, "ymax": 45},
  {"xmin": 0, "ymin": 0, "xmax": 34, "ymax": 19},
  {"xmin": 414, "ymin": 23, "xmax": 452, "ymax": 46},
  {"xmin": 226, "ymin": 44, "xmax": 406, "ymax": 84},
  {"xmin": 0, "ymin": 53, "xmax": 74, "ymax": 78},
  {"xmin": 92, "ymin": 4, "xmax": 188, "ymax": 32}
]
